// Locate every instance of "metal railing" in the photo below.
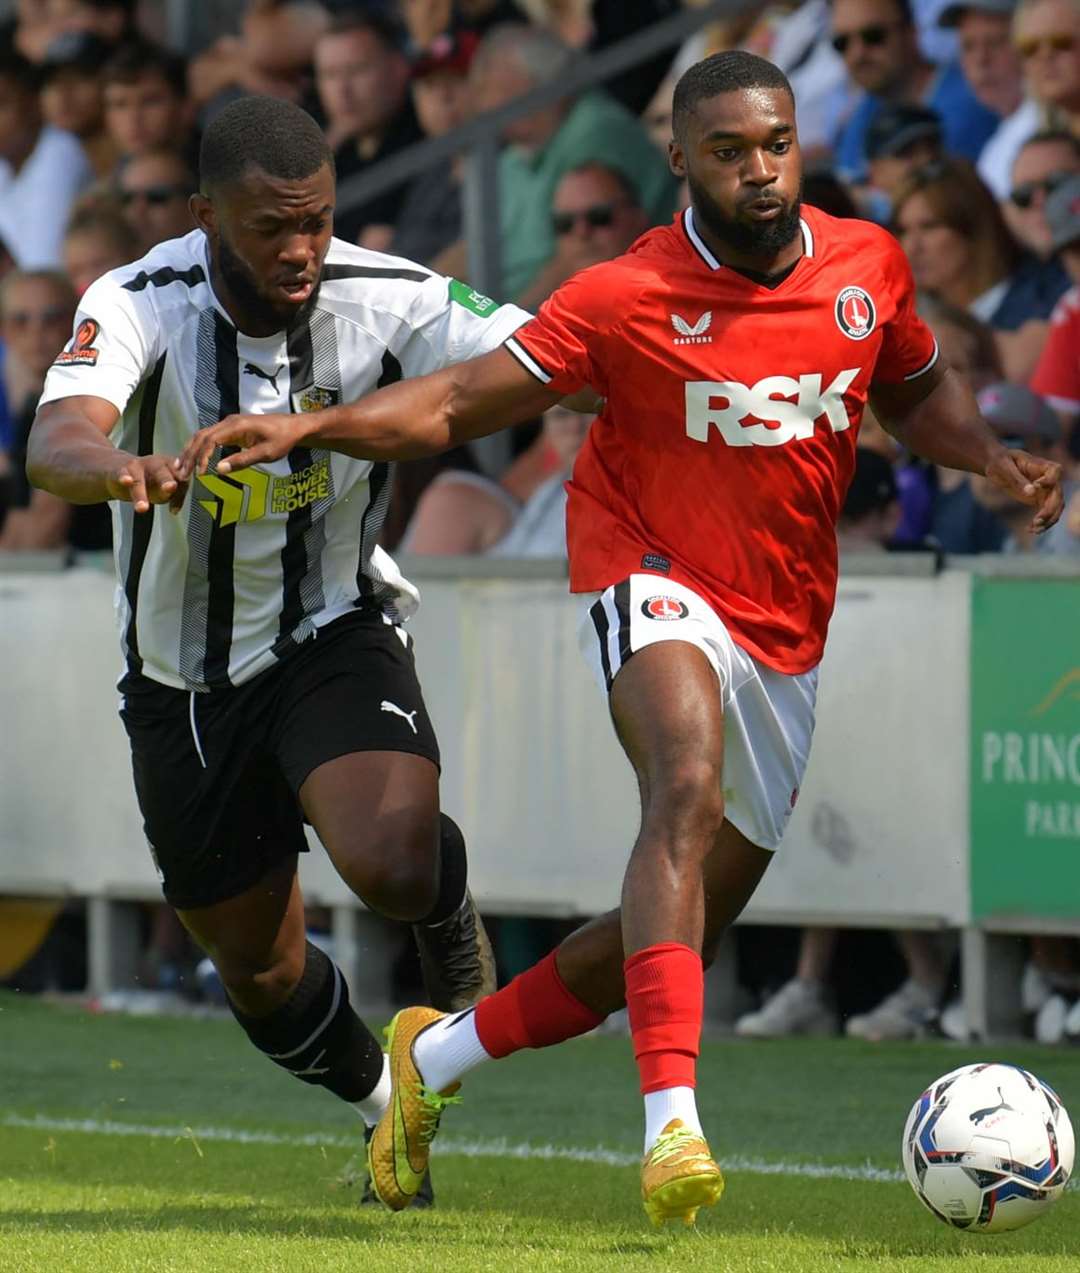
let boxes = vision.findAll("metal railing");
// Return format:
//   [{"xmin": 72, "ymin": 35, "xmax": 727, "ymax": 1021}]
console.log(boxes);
[{"xmin": 335, "ymin": 0, "xmax": 748, "ymax": 303}]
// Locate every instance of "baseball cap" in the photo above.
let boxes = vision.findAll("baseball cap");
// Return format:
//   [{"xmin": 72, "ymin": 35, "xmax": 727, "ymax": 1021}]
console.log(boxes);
[
  {"xmin": 938, "ymin": 0, "xmax": 1014, "ymax": 27},
  {"xmin": 842, "ymin": 448, "xmax": 899, "ymax": 521},
  {"xmin": 412, "ymin": 30, "xmax": 479, "ymax": 80},
  {"xmin": 40, "ymin": 31, "xmax": 114, "ymax": 80},
  {"xmin": 976, "ymin": 382, "xmax": 1061, "ymax": 443},
  {"xmin": 864, "ymin": 104, "xmax": 943, "ymax": 162},
  {"xmin": 1045, "ymin": 173, "xmax": 1080, "ymax": 255}
]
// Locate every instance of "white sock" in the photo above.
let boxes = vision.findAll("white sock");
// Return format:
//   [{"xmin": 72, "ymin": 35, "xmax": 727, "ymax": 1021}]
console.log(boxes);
[
  {"xmin": 413, "ymin": 1008, "xmax": 493, "ymax": 1092},
  {"xmin": 352, "ymin": 1051, "xmax": 391, "ymax": 1127},
  {"xmin": 643, "ymin": 1086, "xmax": 703, "ymax": 1154}
]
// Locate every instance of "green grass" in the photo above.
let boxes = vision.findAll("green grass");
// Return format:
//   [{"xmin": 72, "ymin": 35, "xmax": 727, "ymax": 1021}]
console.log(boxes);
[{"xmin": 1, "ymin": 991, "xmax": 1079, "ymax": 1271}]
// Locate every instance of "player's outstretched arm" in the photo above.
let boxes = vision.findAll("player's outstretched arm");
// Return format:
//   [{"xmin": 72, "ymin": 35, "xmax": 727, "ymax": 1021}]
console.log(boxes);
[
  {"xmin": 176, "ymin": 347, "xmax": 563, "ymax": 479},
  {"xmin": 27, "ymin": 397, "xmax": 186, "ymax": 515},
  {"xmin": 871, "ymin": 365, "xmax": 1064, "ymax": 534}
]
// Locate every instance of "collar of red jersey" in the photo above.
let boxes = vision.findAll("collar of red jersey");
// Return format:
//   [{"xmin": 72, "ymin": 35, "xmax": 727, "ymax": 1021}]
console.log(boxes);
[{"xmin": 682, "ymin": 207, "xmax": 814, "ymax": 272}]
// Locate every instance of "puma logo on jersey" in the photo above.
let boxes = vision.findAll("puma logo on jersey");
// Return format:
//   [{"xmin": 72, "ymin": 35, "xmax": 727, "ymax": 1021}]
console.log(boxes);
[
  {"xmin": 243, "ymin": 362, "xmax": 281, "ymax": 392},
  {"xmin": 381, "ymin": 700, "xmax": 418, "ymax": 733},
  {"xmin": 671, "ymin": 311, "xmax": 712, "ymax": 344},
  {"xmin": 685, "ymin": 369, "xmax": 859, "ymax": 447}
]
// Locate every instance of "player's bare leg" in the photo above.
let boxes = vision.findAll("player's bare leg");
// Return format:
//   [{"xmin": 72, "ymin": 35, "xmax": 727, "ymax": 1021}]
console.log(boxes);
[
  {"xmin": 397, "ymin": 643, "xmax": 770, "ymax": 1218},
  {"xmin": 176, "ymin": 857, "xmax": 392, "ymax": 1125},
  {"xmin": 300, "ymin": 750, "xmax": 496, "ymax": 1009},
  {"xmin": 301, "ymin": 751, "xmax": 442, "ymax": 923}
]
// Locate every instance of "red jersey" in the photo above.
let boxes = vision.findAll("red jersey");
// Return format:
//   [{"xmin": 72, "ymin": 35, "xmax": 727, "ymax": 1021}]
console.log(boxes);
[
  {"xmin": 504, "ymin": 205, "xmax": 938, "ymax": 674},
  {"xmin": 1031, "ymin": 284, "xmax": 1080, "ymax": 416}
]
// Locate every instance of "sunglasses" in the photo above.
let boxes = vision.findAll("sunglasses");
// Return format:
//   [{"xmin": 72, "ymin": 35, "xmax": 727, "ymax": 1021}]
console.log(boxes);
[
  {"xmin": 831, "ymin": 22, "xmax": 902, "ymax": 55},
  {"xmin": 118, "ymin": 184, "xmax": 187, "ymax": 207},
  {"xmin": 5, "ymin": 306, "xmax": 70, "ymax": 328},
  {"xmin": 552, "ymin": 202, "xmax": 623, "ymax": 235},
  {"xmin": 1010, "ymin": 170, "xmax": 1075, "ymax": 208},
  {"xmin": 1015, "ymin": 32, "xmax": 1077, "ymax": 58}
]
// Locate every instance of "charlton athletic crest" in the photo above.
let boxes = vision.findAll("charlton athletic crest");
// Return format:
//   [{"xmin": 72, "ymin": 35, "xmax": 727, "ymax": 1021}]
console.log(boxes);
[
  {"xmin": 835, "ymin": 286, "xmax": 876, "ymax": 341},
  {"xmin": 642, "ymin": 596, "xmax": 689, "ymax": 621}
]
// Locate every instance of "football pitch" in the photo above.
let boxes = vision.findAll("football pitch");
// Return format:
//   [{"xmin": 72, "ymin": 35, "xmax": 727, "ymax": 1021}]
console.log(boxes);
[{"xmin": 1, "ymin": 992, "xmax": 1078, "ymax": 1272}]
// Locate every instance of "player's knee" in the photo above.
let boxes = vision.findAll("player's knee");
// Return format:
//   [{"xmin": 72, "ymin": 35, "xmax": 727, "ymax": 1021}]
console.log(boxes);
[
  {"xmin": 336, "ymin": 827, "xmax": 440, "ymax": 922},
  {"xmin": 217, "ymin": 948, "xmax": 305, "ymax": 1015},
  {"xmin": 648, "ymin": 758, "xmax": 726, "ymax": 844}
]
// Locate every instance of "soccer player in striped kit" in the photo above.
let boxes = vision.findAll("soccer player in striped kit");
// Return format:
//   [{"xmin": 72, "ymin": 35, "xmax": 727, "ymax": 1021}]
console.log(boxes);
[{"xmin": 27, "ymin": 95, "xmax": 536, "ymax": 1205}]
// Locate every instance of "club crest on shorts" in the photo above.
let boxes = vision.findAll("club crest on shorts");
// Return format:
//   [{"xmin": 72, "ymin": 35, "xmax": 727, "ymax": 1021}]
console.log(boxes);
[
  {"xmin": 835, "ymin": 286, "xmax": 875, "ymax": 340},
  {"xmin": 642, "ymin": 595, "xmax": 688, "ymax": 621}
]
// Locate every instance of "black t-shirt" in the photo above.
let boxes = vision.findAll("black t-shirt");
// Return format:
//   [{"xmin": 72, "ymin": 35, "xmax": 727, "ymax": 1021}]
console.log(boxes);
[{"xmin": 333, "ymin": 100, "xmax": 424, "ymax": 245}]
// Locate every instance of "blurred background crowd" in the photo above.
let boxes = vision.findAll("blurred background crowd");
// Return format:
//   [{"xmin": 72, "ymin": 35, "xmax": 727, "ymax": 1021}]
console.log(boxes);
[{"xmin": 2, "ymin": 0, "xmax": 1079, "ymax": 1043}]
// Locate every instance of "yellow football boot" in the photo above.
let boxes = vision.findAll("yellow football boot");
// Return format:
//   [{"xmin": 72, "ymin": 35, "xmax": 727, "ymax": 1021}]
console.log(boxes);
[
  {"xmin": 641, "ymin": 1118, "xmax": 725, "ymax": 1227},
  {"xmin": 368, "ymin": 1006, "xmax": 461, "ymax": 1211}
]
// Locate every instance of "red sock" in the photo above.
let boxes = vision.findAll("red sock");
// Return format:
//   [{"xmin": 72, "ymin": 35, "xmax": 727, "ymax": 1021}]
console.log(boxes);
[
  {"xmin": 624, "ymin": 942, "xmax": 703, "ymax": 1094},
  {"xmin": 474, "ymin": 950, "xmax": 604, "ymax": 1058}
]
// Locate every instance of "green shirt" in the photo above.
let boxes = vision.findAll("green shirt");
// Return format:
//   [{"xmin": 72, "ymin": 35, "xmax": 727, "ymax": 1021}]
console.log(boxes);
[{"xmin": 497, "ymin": 89, "xmax": 677, "ymax": 300}]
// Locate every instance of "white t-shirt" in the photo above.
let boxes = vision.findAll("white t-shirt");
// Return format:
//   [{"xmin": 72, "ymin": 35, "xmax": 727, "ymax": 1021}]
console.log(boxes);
[
  {"xmin": 39, "ymin": 231, "xmax": 530, "ymax": 690},
  {"xmin": 978, "ymin": 98, "xmax": 1041, "ymax": 201},
  {"xmin": 0, "ymin": 125, "xmax": 92, "ymax": 268}
]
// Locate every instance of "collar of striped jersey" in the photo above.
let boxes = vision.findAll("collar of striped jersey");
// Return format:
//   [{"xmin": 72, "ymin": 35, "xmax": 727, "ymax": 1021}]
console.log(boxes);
[{"xmin": 682, "ymin": 206, "xmax": 814, "ymax": 272}]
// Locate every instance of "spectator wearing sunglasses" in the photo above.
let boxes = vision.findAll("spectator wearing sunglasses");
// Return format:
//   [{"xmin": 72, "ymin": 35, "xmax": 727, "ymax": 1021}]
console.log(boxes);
[
  {"xmin": 938, "ymin": 0, "xmax": 1042, "ymax": 198},
  {"xmin": 1003, "ymin": 129, "xmax": 1080, "ymax": 255},
  {"xmin": 0, "ymin": 268, "xmax": 95, "ymax": 551},
  {"xmin": 830, "ymin": 0, "xmax": 999, "ymax": 183},
  {"xmin": 516, "ymin": 162, "xmax": 649, "ymax": 311},
  {"xmin": 432, "ymin": 23, "xmax": 674, "ymax": 298},
  {"xmin": 1013, "ymin": 0, "xmax": 1080, "ymax": 137},
  {"xmin": 116, "ymin": 149, "xmax": 195, "ymax": 255},
  {"xmin": 893, "ymin": 156, "xmax": 1067, "ymax": 378}
]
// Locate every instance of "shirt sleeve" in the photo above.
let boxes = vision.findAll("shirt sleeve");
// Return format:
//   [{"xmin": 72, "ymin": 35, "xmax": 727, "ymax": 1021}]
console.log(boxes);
[
  {"xmin": 503, "ymin": 264, "xmax": 618, "ymax": 397},
  {"xmin": 1030, "ymin": 292, "xmax": 1080, "ymax": 415},
  {"xmin": 39, "ymin": 274, "xmax": 156, "ymax": 414},
  {"xmin": 394, "ymin": 274, "xmax": 532, "ymax": 378},
  {"xmin": 872, "ymin": 234, "xmax": 940, "ymax": 386}
]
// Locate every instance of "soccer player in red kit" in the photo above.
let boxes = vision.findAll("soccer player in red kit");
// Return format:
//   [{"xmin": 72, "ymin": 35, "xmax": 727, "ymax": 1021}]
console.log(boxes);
[{"xmin": 177, "ymin": 53, "xmax": 1064, "ymax": 1225}]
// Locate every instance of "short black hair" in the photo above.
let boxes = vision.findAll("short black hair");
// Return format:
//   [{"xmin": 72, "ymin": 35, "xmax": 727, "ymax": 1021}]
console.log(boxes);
[
  {"xmin": 672, "ymin": 51, "xmax": 793, "ymax": 143},
  {"xmin": 325, "ymin": 11, "xmax": 407, "ymax": 53},
  {"xmin": 0, "ymin": 49, "xmax": 41, "ymax": 93},
  {"xmin": 1020, "ymin": 129, "xmax": 1080, "ymax": 159},
  {"xmin": 102, "ymin": 40, "xmax": 187, "ymax": 97},
  {"xmin": 199, "ymin": 96, "xmax": 334, "ymax": 196},
  {"xmin": 826, "ymin": 0, "xmax": 912, "ymax": 19}
]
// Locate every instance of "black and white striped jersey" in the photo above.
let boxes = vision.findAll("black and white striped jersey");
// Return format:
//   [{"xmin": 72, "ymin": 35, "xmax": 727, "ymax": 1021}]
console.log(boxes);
[{"xmin": 40, "ymin": 232, "xmax": 530, "ymax": 691}]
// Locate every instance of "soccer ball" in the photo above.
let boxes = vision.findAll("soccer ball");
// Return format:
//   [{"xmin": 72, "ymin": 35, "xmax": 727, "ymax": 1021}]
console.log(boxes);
[{"xmin": 902, "ymin": 1062, "xmax": 1074, "ymax": 1233}]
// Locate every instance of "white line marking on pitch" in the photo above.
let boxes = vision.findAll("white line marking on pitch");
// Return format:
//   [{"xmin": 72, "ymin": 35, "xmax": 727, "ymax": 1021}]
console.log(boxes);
[{"xmin": 0, "ymin": 1114, "xmax": 904, "ymax": 1183}]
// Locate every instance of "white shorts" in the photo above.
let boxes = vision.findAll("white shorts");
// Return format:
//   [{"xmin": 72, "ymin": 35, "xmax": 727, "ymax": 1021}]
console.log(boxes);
[{"xmin": 578, "ymin": 575, "xmax": 818, "ymax": 851}]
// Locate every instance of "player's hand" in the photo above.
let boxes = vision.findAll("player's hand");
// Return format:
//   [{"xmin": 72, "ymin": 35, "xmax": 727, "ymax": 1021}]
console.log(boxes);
[
  {"xmin": 105, "ymin": 454, "xmax": 187, "ymax": 515},
  {"xmin": 984, "ymin": 448, "xmax": 1064, "ymax": 534},
  {"xmin": 174, "ymin": 413, "xmax": 308, "ymax": 481}
]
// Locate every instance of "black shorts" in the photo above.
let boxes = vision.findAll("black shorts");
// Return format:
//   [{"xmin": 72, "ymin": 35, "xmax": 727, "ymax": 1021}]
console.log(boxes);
[{"xmin": 119, "ymin": 611, "xmax": 439, "ymax": 911}]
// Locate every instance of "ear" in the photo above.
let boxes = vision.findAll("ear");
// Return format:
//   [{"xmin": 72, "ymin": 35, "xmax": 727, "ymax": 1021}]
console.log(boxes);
[
  {"xmin": 669, "ymin": 138, "xmax": 686, "ymax": 180},
  {"xmin": 190, "ymin": 193, "xmax": 215, "ymax": 238}
]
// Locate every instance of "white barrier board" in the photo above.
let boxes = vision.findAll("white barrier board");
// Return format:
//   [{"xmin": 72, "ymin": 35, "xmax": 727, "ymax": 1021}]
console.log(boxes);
[{"xmin": 0, "ymin": 567, "xmax": 969, "ymax": 925}]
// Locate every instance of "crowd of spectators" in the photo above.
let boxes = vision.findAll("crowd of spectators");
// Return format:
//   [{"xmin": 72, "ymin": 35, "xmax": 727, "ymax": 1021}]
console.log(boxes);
[{"xmin": 1, "ymin": 0, "xmax": 1079, "ymax": 1034}]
